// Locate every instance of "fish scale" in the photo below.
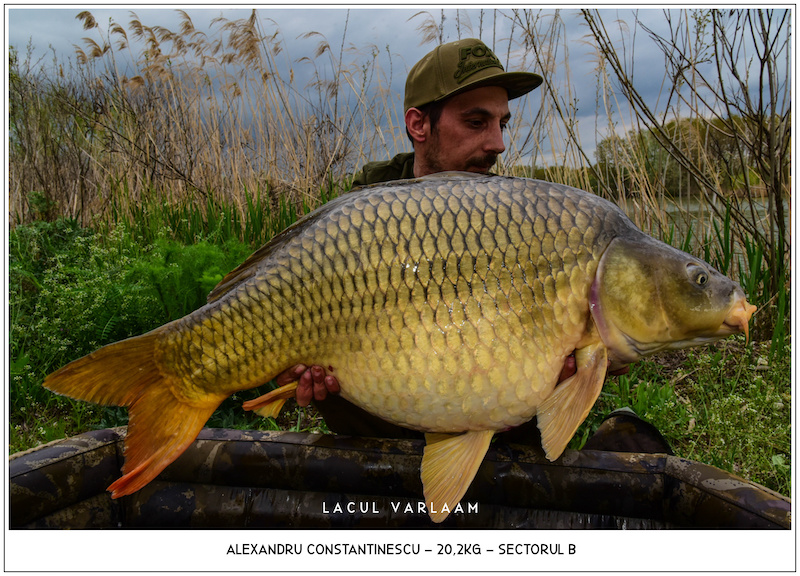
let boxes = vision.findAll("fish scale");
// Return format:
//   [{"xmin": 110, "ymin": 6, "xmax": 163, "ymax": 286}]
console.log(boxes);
[{"xmin": 44, "ymin": 172, "xmax": 755, "ymax": 522}]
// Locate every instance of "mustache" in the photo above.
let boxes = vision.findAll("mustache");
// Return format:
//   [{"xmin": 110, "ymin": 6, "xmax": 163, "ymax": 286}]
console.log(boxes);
[{"xmin": 466, "ymin": 154, "xmax": 498, "ymax": 171}]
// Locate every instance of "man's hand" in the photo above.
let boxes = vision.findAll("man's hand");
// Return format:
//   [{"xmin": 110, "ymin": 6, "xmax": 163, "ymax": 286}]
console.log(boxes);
[{"xmin": 278, "ymin": 364, "xmax": 340, "ymax": 407}]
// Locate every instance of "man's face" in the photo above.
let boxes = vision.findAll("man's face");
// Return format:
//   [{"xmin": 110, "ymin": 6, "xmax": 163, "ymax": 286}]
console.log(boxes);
[{"xmin": 417, "ymin": 85, "xmax": 511, "ymax": 176}]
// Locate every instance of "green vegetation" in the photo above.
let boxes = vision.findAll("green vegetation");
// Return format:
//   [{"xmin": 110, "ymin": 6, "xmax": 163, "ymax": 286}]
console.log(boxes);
[
  {"xmin": 571, "ymin": 339, "xmax": 791, "ymax": 496},
  {"xmin": 7, "ymin": 202, "xmax": 334, "ymax": 454},
  {"xmin": 8, "ymin": 8, "xmax": 790, "ymax": 497}
]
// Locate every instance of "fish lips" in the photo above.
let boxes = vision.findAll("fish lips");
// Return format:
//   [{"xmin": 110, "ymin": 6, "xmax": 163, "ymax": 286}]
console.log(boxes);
[
  {"xmin": 592, "ymin": 285, "xmax": 755, "ymax": 362},
  {"xmin": 719, "ymin": 297, "xmax": 758, "ymax": 343}
]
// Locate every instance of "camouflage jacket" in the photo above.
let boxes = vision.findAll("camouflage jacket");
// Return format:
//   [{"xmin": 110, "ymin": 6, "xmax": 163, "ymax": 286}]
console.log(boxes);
[{"xmin": 351, "ymin": 152, "xmax": 415, "ymax": 187}]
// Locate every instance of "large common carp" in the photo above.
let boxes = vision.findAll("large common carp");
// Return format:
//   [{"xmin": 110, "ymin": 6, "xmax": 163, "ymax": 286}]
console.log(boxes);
[{"xmin": 44, "ymin": 173, "xmax": 755, "ymax": 522}]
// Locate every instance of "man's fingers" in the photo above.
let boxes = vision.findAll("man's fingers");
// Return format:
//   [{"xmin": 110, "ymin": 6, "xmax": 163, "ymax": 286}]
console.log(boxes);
[
  {"xmin": 282, "ymin": 364, "xmax": 341, "ymax": 406},
  {"xmin": 296, "ymin": 369, "xmax": 313, "ymax": 407},
  {"xmin": 558, "ymin": 355, "xmax": 577, "ymax": 383},
  {"xmin": 311, "ymin": 366, "xmax": 327, "ymax": 401},
  {"xmin": 325, "ymin": 375, "xmax": 341, "ymax": 394},
  {"xmin": 277, "ymin": 364, "xmax": 307, "ymax": 386}
]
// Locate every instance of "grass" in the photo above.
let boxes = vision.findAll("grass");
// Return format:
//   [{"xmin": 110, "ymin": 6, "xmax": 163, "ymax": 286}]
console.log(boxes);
[
  {"xmin": 7, "ymin": 207, "xmax": 332, "ymax": 455},
  {"xmin": 570, "ymin": 338, "xmax": 791, "ymax": 496}
]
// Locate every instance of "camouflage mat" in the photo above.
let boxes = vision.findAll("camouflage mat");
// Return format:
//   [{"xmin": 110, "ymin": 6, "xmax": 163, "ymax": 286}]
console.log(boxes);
[{"xmin": 9, "ymin": 428, "xmax": 790, "ymax": 529}]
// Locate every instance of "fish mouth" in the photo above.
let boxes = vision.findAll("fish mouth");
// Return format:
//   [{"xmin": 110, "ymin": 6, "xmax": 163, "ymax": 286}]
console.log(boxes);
[{"xmin": 718, "ymin": 297, "xmax": 757, "ymax": 342}]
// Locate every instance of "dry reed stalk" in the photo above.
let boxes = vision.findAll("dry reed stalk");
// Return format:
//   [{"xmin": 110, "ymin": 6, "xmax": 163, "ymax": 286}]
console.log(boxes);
[{"xmin": 10, "ymin": 9, "xmax": 415, "ymax": 226}]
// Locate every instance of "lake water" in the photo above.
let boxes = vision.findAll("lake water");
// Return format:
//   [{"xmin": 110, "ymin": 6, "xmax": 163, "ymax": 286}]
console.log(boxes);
[{"xmin": 619, "ymin": 194, "xmax": 790, "ymax": 247}]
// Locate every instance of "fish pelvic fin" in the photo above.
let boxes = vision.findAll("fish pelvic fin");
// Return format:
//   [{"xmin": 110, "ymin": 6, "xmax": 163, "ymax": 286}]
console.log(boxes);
[
  {"xmin": 421, "ymin": 430, "xmax": 494, "ymax": 524},
  {"xmin": 43, "ymin": 329, "xmax": 225, "ymax": 498},
  {"xmin": 108, "ymin": 385, "xmax": 220, "ymax": 497},
  {"xmin": 537, "ymin": 341, "xmax": 608, "ymax": 461},
  {"xmin": 242, "ymin": 381, "xmax": 298, "ymax": 419}
]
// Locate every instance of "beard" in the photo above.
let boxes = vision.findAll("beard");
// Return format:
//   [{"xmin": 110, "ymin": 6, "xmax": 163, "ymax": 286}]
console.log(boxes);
[{"xmin": 423, "ymin": 129, "xmax": 499, "ymax": 174}]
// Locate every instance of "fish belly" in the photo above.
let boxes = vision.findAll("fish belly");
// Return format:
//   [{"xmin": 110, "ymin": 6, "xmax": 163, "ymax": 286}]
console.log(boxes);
[{"xmin": 315, "ymin": 287, "xmax": 578, "ymax": 432}]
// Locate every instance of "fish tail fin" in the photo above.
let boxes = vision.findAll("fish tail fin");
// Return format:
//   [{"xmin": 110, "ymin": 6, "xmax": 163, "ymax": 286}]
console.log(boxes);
[
  {"xmin": 43, "ymin": 329, "xmax": 224, "ymax": 498},
  {"xmin": 242, "ymin": 381, "xmax": 298, "ymax": 419},
  {"xmin": 108, "ymin": 384, "xmax": 220, "ymax": 497}
]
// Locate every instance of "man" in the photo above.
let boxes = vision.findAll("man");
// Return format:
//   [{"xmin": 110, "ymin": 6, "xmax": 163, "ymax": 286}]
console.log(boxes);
[
  {"xmin": 273, "ymin": 38, "xmax": 670, "ymax": 452},
  {"xmin": 350, "ymin": 37, "xmax": 541, "ymax": 184},
  {"xmin": 275, "ymin": 38, "xmax": 541, "ymax": 432}
]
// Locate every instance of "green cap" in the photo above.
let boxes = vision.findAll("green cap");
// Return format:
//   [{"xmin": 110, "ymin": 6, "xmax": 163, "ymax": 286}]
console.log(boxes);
[{"xmin": 404, "ymin": 38, "xmax": 543, "ymax": 111}]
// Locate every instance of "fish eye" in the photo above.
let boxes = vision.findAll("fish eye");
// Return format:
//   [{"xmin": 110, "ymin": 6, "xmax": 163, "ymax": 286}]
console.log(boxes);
[{"xmin": 686, "ymin": 263, "xmax": 709, "ymax": 287}]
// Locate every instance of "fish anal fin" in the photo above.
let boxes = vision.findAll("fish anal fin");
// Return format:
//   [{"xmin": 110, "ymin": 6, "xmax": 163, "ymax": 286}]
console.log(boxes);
[
  {"xmin": 253, "ymin": 399, "xmax": 287, "ymax": 419},
  {"xmin": 421, "ymin": 430, "xmax": 494, "ymax": 523},
  {"xmin": 242, "ymin": 382, "xmax": 299, "ymax": 419},
  {"xmin": 537, "ymin": 342, "xmax": 608, "ymax": 461}
]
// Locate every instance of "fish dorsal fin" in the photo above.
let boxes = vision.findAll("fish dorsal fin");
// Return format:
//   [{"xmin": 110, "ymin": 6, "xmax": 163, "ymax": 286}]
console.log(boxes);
[
  {"xmin": 207, "ymin": 193, "xmax": 355, "ymax": 303},
  {"xmin": 207, "ymin": 243, "xmax": 275, "ymax": 303},
  {"xmin": 537, "ymin": 341, "xmax": 608, "ymax": 461},
  {"xmin": 421, "ymin": 430, "xmax": 494, "ymax": 523},
  {"xmin": 207, "ymin": 219, "xmax": 309, "ymax": 303}
]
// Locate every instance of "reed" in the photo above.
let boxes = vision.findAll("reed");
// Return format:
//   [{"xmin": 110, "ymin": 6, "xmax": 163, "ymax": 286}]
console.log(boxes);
[
  {"xmin": 507, "ymin": 8, "xmax": 789, "ymax": 340},
  {"xmin": 10, "ymin": 10, "xmax": 788, "ymax": 284},
  {"xmin": 9, "ymin": 10, "xmax": 395, "ymax": 226},
  {"xmin": 10, "ymin": 7, "xmax": 789, "ymax": 347}
]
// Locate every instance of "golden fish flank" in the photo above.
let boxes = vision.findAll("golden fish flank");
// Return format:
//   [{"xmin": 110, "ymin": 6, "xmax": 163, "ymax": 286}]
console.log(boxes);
[{"xmin": 44, "ymin": 173, "xmax": 756, "ymax": 523}]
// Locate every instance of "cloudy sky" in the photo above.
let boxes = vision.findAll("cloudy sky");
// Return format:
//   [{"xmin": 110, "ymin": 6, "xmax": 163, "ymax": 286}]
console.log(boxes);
[{"xmin": 6, "ymin": 6, "xmax": 792, "ymax": 169}]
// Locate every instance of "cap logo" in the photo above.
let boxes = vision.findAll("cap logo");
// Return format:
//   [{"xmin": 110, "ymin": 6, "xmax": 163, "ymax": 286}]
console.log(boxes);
[{"xmin": 453, "ymin": 45, "xmax": 503, "ymax": 84}]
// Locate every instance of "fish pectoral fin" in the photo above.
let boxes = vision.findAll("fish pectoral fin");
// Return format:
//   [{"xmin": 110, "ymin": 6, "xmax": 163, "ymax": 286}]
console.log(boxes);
[
  {"xmin": 537, "ymin": 342, "xmax": 608, "ymax": 462},
  {"xmin": 421, "ymin": 430, "xmax": 494, "ymax": 524},
  {"xmin": 242, "ymin": 382, "xmax": 298, "ymax": 419}
]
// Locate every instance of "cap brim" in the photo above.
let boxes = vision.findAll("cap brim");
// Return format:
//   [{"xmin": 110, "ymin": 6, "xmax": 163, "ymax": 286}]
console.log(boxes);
[{"xmin": 434, "ymin": 71, "xmax": 543, "ymax": 104}]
